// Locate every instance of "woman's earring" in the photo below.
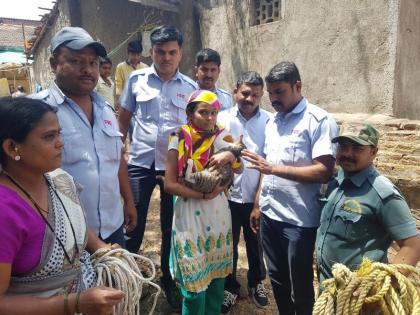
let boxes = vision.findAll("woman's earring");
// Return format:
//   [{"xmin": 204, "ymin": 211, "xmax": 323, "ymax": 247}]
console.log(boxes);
[{"xmin": 14, "ymin": 148, "xmax": 21, "ymax": 161}]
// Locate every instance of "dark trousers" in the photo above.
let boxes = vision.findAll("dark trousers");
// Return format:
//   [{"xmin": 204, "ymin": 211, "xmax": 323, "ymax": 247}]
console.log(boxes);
[
  {"xmin": 102, "ymin": 224, "xmax": 126, "ymax": 248},
  {"xmin": 225, "ymin": 201, "xmax": 266, "ymax": 295},
  {"xmin": 125, "ymin": 164, "xmax": 174, "ymax": 282},
  {"xmin": 260, "ymin": 213, "xmax": 316, "ymax": 315}
]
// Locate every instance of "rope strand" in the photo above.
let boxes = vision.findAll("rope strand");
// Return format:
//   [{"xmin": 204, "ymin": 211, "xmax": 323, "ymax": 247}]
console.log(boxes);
[
  {"xmin": 313, "ymin": 259, "xmax": 420, "ymax": 315},
  {"xmin": 91, "ymin": 248, "xmax": 161, "ymax": 315}
]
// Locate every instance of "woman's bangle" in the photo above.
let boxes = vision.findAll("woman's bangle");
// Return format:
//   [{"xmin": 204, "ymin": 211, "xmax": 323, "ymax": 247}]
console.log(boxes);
[
  {"xmin": 203, "ymin": 192, "xmax": 206, "ymax": 199},
  {"xmin": 64, "ymin": 293, "xmax": 70, "ymax": 315},
  {"xmin": 75, "ymin": 291, "xmax": 81, "ymax": 313}
]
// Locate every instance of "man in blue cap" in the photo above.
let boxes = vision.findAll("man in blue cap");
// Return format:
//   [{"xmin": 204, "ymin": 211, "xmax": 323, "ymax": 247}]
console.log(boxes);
[
  {"xmin": 316, "ymin": 123, "xmax": 420, "ymax": 283},
  {"xmin": 33, "ymin": 26, "xmax": 137, "ymax": 248}
]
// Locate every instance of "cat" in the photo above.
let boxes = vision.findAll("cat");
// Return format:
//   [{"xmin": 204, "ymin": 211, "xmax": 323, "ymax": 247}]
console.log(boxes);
[{"xmin": 183, "ymin": 135, "xmax": 246, "ymax": 193}]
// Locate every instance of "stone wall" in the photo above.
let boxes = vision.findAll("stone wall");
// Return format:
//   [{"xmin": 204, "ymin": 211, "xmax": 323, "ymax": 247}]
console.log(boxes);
[
  {"xmin": 197, "ymin": 0, "xmax": 420, "ymax": 119},
  {"xmin": 31, "ymin": 0, "xmax": 200, "ymax": 88},
  {"xmin": 393, "ymin": 0, "xmax": 420, "ymax": 119},
  {"xmin": 77, "ymin": 0, "xmax": 174, "ymax": 74}
]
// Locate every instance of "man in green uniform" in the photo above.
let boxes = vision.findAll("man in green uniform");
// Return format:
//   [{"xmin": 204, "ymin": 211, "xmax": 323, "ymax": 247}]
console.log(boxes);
[{"xmin": 316, "ymin": 123, "xmax": 420, "ymax": 282}]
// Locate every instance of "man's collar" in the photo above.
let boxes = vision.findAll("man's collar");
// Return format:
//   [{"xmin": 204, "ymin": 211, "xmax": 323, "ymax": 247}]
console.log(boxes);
[
  {"xmin": 125, "ymin": 60, "xmax": 136, "ymax": 68},
  {"xmin": 99, "ymin": 75, "xmax": 112, "ymax": 85},
  {"xmin": 196, "ymin": 82, "xmax": 217, "ymax": 92},
  {"xmin": 337, "ymin": 164, "xmax": 375, "ymax": 187},
  {"xmin": 151, "ymin": 64, "xmax": 181, "ymax": 82},
  {"xmin": 291, "ymin": 97, "xmax": 307, "ymax": 114},
  {"xmin": 48, "ymin": 82, "xmax": 66, "ymax": 105},
  {"xmin": 275, "ymin": 97, "xmax": 307, "ymax": 121},
  {"xmin": 49, "ymin": 81, "xmax": 102, "ymax": 107},
  {"xmin": 235, "ymin": 105, "xmax": 261, "ymax": 120}
]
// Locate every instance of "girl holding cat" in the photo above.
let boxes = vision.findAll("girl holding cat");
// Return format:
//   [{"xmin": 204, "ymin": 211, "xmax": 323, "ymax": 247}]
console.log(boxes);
[{"xmin": 164, "ymin": 90, "xmax": 242, "ymax": 314}]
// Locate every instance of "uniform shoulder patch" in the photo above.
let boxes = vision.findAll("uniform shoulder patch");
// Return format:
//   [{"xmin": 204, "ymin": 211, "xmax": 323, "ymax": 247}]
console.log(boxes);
[
  {"xmin": 180, "ymin": 74, "xmax": 199, "ymax": 89},
  {"xmin": 368, "ymin": 173, "xmax": 398, "ymax": 200},
  {"xmin": 217, "ymin": 87, "xmax": 232, "ymax": 97},
  {"xmin": 307, "ymin": 104, "xmax": 328, "ymax": 122}
]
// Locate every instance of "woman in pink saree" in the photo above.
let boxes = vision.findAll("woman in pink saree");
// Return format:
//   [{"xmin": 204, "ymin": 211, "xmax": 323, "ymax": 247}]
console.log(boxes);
[{"xmin": 0, "ymin": 97, "xmax": 124, "ymax": 315}]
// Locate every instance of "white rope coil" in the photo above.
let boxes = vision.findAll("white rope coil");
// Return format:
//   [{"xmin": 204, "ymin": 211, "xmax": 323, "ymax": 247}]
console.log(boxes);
[{"xmin": 90, "ymin": 248, "xmax": 161, "ymax": 315}]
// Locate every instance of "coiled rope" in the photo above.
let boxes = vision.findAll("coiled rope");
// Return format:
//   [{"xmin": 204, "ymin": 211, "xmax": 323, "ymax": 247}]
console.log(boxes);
[
  {"xmin": 313, "ymin": 259, "xmax": 420, "ymax": 315},
  {"xmin": 90, "ymin": 248, "xmax": 161, "ymax": 315}
]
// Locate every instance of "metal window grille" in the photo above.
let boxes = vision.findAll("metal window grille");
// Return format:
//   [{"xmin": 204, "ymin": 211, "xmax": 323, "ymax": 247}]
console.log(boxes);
[{"xmin": 253, "ymin": 0, "xmax": 281, "ymax": 25}]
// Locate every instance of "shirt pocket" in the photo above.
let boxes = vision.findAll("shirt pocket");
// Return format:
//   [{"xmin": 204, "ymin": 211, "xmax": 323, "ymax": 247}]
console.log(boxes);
[
  {"xmin": 135, "ymin": 93, "xmax": 158, "ymax": 121},
  {"xmin": 285, "ymin": 136, "xmax": 310, "ymax": 165},
  {"xmin": 171, "ymin": 95, "xmax": 188, "ymax": 124},
  {"xmin": 61, "ymin": 128, "xmax": 85, "ymax": 165},
  {"xmin": 333, "ymin": 210, "xmax": 365, "ymax": 242},
  {"xmin": 100, "ymin": 127, "xmax": 122, "ymax": 162}
]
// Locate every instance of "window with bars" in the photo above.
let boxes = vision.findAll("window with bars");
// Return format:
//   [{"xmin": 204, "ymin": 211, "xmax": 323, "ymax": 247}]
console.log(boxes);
[{"xmin": 251, "ymin": 0, "xmax": 282, "ymax": 26}]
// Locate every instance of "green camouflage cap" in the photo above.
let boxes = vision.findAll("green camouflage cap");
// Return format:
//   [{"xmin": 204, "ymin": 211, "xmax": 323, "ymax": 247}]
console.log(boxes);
[{"xmin": 332, "ymin": 123, "xmax": 379, "ymax": 147}]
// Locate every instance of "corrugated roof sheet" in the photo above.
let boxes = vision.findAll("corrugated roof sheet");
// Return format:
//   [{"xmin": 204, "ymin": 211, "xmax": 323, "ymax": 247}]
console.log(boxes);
[
  {"xmin": 0, "ymin": 50, "xmax": 28, "ymax": 64},
  {"xmin": 0, "ymin": 20, "xmax": 40, "ymax": 49}
]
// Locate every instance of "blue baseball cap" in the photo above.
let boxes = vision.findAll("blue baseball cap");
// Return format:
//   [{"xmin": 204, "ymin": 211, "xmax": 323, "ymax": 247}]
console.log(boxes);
[{"xmin": 50, "ymin": 27, "xmax": 107, "ymax": 57}]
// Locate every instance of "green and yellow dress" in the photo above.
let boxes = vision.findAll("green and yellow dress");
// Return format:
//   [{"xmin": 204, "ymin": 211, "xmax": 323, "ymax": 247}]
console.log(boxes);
[{"xmin": 169, "ymin": 124, "xmax": 234, "ymax": 293}]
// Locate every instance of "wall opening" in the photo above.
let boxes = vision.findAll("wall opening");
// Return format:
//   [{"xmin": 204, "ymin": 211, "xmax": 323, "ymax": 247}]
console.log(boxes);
[{"xmin": 251, "ymin": 0, "xmax": 282, "ymax": 26}]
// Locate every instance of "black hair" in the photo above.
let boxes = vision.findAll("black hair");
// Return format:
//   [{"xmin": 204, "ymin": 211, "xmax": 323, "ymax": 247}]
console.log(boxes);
[
  {"xmin": 17, "ymin": 85, "xmax": 25, "ymax": 92},
  {"xmin": 236, "ymin": 71, "xmax": 264, "ymax": 89},
  {"xmin": 0, "ymin": 97, "xmax": 56, "ymax": 165},
  {"xmin": 127, "ymin": 40, "xmax": 143, "ymax": 53},
  {"xmin": 265, "ymin": 61, "xmax": 301, "ymax": 85},
  {"xmin": 150, "ymin": 25, "xmax": 183, "ymax": 47},
  {"xmin": 186, "ymin": 102, "xmax": 198, "ymax": 115},
  {"xmin": 195, "ymin": 48, "xmax": 221, "ymax": 67},
  {"xmin": 99, "ymin": 56, "xmax": 112, "ymax": 66}
]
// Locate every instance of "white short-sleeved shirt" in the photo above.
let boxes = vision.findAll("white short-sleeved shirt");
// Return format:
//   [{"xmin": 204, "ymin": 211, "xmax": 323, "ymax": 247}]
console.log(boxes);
[
  {"xmin": 260, "ymin": 97, "xmax": 339, "ymax": 227},
  {"xmin": 120, "ymin": 65, "xmax": 198, "ymax": 170},
  {"xmin": 218, "ymin": 106, "xmax": 272, "ymax": 203}
]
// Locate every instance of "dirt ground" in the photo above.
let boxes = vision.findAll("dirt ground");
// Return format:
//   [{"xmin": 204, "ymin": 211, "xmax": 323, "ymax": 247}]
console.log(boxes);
[{"xmin": 139, "ymin": 187, "xmax": 280, "ymax": 315}]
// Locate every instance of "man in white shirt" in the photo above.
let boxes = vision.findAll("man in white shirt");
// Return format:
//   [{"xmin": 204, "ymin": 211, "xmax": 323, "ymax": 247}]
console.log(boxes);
[
  {"xmin": 195, "ymin": 48, "xmax": 233, "ymax": 111},
  {"xmin": 95, "ymin": 57, "xmax": 115, "ymax": 109},
  {"xmin": 118, "ymin": 25, "xmax": 197, "ymax": 310},
  {"xmin": 218, "ymin": 71, "xmax": 272, "ymax": 313},
  {"xmin": 243, "ymin": 62, "xmax": 338, "ymax": 315}
]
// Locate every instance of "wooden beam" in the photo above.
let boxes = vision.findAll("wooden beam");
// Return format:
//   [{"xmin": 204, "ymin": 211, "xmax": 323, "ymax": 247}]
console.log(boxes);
[{"xmin": 129, "ymin": 0, "xmax": 180, "ymax": 13}]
